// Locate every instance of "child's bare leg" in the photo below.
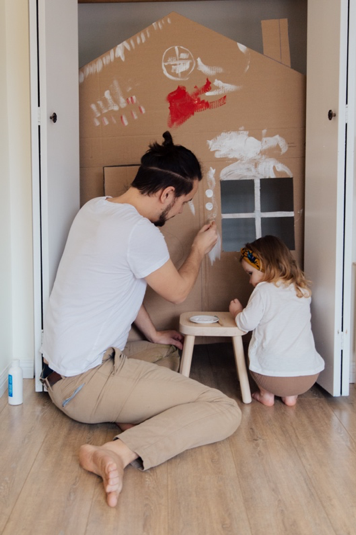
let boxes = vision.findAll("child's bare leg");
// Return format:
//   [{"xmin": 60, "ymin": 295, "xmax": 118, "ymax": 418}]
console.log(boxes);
[
  {"xmin": 281, "ymin": 395, "xmax": 298, "ymax": 407},
  {"xmin": 79, "ymin": 439, "xmax": 138, "ymax": 507},
  {"xmin": 252, "ymin": 387, "xmax": 275, "ymax": 406}
]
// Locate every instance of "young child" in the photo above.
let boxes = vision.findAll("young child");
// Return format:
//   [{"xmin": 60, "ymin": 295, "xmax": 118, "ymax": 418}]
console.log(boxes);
[{"xmin": 229, "ymin": 235, "xmax": 324, "ymax": 407}]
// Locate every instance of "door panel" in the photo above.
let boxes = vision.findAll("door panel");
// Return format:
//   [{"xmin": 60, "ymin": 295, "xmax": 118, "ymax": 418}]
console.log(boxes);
[
  {"xmin": 39, "ymin": 0, "xmax": 80, "ymax": 300},
  {"xmin": 31, "ymin": 0, "xmax": 80, "ymax": 389},
  {"xmin": 304, "ymin": 0, "xmax": 350, "ymax": 395}
]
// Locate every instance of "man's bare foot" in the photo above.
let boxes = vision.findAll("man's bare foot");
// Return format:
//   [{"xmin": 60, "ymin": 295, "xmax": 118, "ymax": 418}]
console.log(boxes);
[
  {"xmin": 252, "ymin": 390, "xmax": 275, "ymax": 406},
  {"xmin": 79, "ymin": 440, "xmax": 137, "ymax": 507},
  {"xmin": 282, "ymin": 395, "xmax": 298, "ymax": 407}
]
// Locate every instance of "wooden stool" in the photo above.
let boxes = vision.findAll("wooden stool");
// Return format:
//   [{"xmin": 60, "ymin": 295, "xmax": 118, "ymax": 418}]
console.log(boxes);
[{"xmin": 179, "ymin": 311, "xmax": 252, "ymax": 404}]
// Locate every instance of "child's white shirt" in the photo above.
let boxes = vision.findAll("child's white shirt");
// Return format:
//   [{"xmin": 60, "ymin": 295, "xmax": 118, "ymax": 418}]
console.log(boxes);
[{"xmin": 234, "ymin": 281, "xmax": 325, "ymax": 377}]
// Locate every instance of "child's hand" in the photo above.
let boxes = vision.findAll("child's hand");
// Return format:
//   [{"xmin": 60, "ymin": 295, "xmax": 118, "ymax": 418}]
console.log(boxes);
[{"xmin": 229, "ymin": 298, "xmax": 243, "ymax": 318}]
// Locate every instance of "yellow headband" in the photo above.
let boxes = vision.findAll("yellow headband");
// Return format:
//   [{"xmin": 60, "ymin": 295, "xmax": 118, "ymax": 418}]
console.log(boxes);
[{"xmin": 240, "ymin": 247, "xmax": 263, "ymax": 272}]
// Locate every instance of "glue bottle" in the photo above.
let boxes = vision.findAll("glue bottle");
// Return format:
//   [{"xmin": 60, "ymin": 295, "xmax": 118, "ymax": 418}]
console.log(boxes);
[{"xmin": 8, "ymin": 359, "xmax": 23, "ymax": 405}]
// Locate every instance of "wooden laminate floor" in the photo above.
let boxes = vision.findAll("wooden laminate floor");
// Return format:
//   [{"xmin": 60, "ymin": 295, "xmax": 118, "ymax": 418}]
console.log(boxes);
[{"xmin": 1, "ymin": 344, "xmax": 356, "ymax": 535}]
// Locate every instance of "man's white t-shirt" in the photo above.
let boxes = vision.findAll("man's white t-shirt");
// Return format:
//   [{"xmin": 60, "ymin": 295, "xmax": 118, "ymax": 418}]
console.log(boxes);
[
  {"xmin": 234, "ymin": 281, "xmax": 325, "ymax": 377},
  {"xmin": 41, "ymin": 198, "xmax": 170, "ymax": 376}
]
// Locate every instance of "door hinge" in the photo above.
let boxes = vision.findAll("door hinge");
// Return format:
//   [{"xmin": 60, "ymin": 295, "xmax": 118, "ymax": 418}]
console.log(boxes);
[
  {"xmin": 339, "ymin": 331, "xmax": 345, "ymax": 350},
  {"xmin": 37, "ymin": 107, "xmax": 41, "ymax": 124},
  {"xmin": 345, "ymin": 104, "xmax": 348, "ymax": 124}
]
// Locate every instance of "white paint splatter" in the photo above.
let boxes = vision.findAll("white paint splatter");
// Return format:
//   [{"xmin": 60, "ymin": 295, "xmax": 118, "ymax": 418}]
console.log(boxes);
[
  {"xmin": 104, "ymin": 90, "xmax": 119, "ymax": 111},
  {"xmin": 204, "ymin": 167, "xmax": 219, "ymax": 265},
  {"xmin": 237, "ymin": 42, "xmax": 251, "ymax": 73},
  {"xmin": 205, "ymin": 79, "xmax": 241, "ymax": 96},
  {"xmin": 207, "ymin": 167, "xmax": 216, "ymax": 189},
  {"xmin": 79, "ymin": 16, "xmax": 171, "ymax": 83},
  {"xmin": 97, "ymin": 101, "xmax": 106, "ymax": 113},
  {"xmin": 115, "ymin": 41, "xmax": 131, "ymax": 62},
  {"xmin": 261, "ymin": 134, "xmax": 288, "ymax": 153},
  {"xmin": 237, "ymin": 43, "xmax": 247, "ymax": 53},
  {"xmin": 90, "ymin": 79, "xmax": 147, "ymax": 126},
  {"xmin": 162, "ymin": 46, "xmax": 195, "ymax": 80},
  {"xmin": 196, "ymin": 57, "xmax": 223, "ymax": 75},
  {"xmin": 205, "ymin": 168, "xmax": 218, "ymax": 218},
  {"xmin": 207, "ymin": 130, "xmax": 292, "ymax": 180},
  {"xmin": 90, "ymin": 104, "xmax": 100, "ymax": 118},
  {"xmin": 208, "ymin": 232, "xmax": 222, "ymax": 265},
  {"xmin": 188, "ymin": 200, "xmax": 195, "ymax": 216}
]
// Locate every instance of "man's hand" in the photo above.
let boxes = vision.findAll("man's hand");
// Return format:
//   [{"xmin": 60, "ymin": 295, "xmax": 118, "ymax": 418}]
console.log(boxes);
[
  {"xmin": 145, "ymin": 222, "xmax": 218, "ymax": 305},
  {"xmin": 229, "ymin": 298, "xmax": 243, "ymax": 318},
  {"xmin": 134, "ymin": 306, "xmax": 183, "ymax": 349},
  {"xmin": 152, "ymin": 330, "xmax": 184, "ymax": 350},
  {"xmin": 191, "ymin": 221, "xmax": 218, "ymax": 256}
]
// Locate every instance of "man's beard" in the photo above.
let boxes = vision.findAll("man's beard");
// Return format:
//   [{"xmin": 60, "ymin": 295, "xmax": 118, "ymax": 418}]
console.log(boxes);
[{"xmin": 154, "ymin": 200, "xmax": 175, "ymax": 227}]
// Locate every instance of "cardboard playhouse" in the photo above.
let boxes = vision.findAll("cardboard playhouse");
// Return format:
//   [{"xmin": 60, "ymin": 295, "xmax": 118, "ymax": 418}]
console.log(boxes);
[{"xmin": 79, "ymin": 13, "xmax": 305, "ymax": 340}]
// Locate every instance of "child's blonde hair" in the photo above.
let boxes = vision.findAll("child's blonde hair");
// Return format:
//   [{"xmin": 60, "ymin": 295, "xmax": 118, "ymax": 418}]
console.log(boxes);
[{"xmin": 242, "ymin": 235, "xmax": 311, "ymax": 298}]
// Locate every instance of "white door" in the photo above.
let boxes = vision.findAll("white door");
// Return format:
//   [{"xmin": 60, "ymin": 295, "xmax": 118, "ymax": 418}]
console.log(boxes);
[
  {"xmin": 305, "ymin": 0, "xmax": 355, "ymax": 396},
  {"xmin": 29, "ymin": 0, "xmax": 80, "ymax": 390}
]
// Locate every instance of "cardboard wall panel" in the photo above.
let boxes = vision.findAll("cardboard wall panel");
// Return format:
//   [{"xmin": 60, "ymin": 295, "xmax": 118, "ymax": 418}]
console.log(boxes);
[
  {"xmin": 262, "ymin": 19, "xmax": 291, "ymax": 67},
  {"xmin": 80, "ymin": 12, "xmax": 306, "ymax": 335}
]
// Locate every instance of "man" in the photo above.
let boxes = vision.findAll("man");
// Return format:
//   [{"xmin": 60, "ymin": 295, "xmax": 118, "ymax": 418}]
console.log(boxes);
[{"xmin": 41, "ymin": 132, "xmax": 241, "ymax": 507}]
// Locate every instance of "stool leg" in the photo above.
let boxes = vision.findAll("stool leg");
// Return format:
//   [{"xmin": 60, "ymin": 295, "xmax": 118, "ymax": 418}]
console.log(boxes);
[
  {"xmin": 180, "ymin": 335, "xmax": 195, "ymax": 377},
  {"xmin": 232, "ymin": 336, "xmax": 252, "ymax": 404}
]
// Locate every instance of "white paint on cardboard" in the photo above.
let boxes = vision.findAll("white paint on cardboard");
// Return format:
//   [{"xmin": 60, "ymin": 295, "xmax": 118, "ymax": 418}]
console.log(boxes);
[
  {"xmin": 188, "ymin": 200, "xmax": 196, "ymax": 216},
  {"xmin": 207, "ymin": 130, "xmax": 292, "ymax": 180},
  {"xmin": 80, "ymin": 17, "xmax": 171, "ymax": 83},
  {"xmin": 196, "ymin": 57, "xmax": 224, "ymax": 75},
  {"xmin": 208, "ymin": 232, "xmax": 222, "ymax": 265},
  {"xmin": 162, "ymin": 46, "xmax": 195, "ymax": 80},
  {"xmin": 205, "ymin": 189, "xmax": 213, "ymax": 198},
  {"xmin": 205, "ymin": 167, "xmax": 221, "ymax": 265},
  {"xmin": 205, "ymin": 79, "xmax": 241, "ymax": 96}
]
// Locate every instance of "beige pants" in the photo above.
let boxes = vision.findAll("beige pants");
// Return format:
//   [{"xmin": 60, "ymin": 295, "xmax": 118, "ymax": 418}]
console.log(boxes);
[{"xmin": 46, "ymin": 343, "xmax": 241, "ymax": 470}]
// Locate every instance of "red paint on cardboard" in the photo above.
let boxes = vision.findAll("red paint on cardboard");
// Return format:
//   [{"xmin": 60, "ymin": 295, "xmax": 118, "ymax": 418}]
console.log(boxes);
[{"xmin": 167, "ymin": 78, "xmax": 227, "ymax": 128}]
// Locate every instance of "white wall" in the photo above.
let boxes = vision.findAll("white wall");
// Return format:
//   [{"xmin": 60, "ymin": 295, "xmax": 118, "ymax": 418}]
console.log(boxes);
[
  {"xmin": 0, "ymin": 0, "xmax": 34, "ymax": 396},
  {"xmin": 0, "ymin": 0, "xmax": 12, "ymax": 395}
]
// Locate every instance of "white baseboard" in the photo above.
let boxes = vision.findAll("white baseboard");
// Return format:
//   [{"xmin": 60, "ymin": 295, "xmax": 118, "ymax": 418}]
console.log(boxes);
[{"xmin": 0, "ymin": 360, "xmax": 34, "ymax": 398}]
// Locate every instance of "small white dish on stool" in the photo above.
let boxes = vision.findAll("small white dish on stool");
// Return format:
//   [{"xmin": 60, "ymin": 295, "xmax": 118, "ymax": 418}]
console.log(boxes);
[{"xmin": 189, "ymin": 315, "xmax": 219, "ymax": 324}]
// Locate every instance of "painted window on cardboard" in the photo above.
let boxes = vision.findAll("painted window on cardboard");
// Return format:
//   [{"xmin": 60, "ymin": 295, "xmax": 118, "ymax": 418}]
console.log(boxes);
[
  {"xmin": 207, "ymin": 130, "xmax": 295, "ymax": 254},
  {"xmin": 221, "ymin": 176, "xmax": 295, "ymax": 251}
]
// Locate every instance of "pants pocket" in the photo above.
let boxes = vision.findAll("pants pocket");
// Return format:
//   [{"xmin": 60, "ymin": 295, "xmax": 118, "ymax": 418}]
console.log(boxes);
[{"xmin": 62, "ymin": 383, "xmax": 85, "ymax": 408}]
